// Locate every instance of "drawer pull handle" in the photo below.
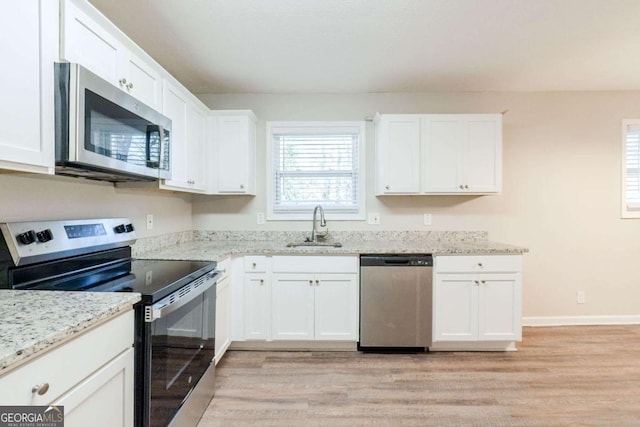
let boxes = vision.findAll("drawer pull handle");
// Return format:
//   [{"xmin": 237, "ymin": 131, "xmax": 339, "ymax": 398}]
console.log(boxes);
[{"xmin": 32, "ymin": 383, "xmax": 49, "ymax": 395}]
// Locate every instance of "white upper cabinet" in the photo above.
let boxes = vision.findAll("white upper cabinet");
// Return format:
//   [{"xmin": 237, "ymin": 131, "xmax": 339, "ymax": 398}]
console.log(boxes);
[
  {"xmin": 61, "ymin": 0, "xmax": 162, "ymax": 110},
  {"xmin": 374, "ymin": 113, "xmax": 502, "ymax": 195},
  {"xmin": 0, "ymin": 0, "xmax": 57, "ymax": 174},
  {"xmin": 160, "ymin": 79, "xmax": 207, "ymax": 193},
  {"xmin": 208, "ymin": 111, "xmax": 257, "ymax": 195},
  {"xmin": 374, "ymin": 114, "xmax": 421, "ymax": 194},
  {"xmin": 423, "ymin": 114, "xmax": 502, "ymax": 193}
]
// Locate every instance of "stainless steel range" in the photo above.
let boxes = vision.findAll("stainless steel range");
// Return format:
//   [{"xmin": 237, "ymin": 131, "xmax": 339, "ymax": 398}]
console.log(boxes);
[{"xmin": 0, "ymin": 218, "xmax": 219, "ymax": 427}]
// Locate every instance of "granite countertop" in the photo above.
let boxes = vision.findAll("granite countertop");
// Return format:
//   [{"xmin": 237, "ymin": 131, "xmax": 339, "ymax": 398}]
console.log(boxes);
[
  {"xmin": 0, "ymin": 290, "xmax": 141, "ymax": 373},
  {"xmin": 135, "ymin": 237, "xmax": 528, "ymax": 262}
]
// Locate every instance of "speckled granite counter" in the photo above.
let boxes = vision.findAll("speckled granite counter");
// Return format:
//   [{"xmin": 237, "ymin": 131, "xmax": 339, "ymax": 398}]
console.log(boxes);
[
  {"xmin": 134, "ymin": 230, "xmax": 527, "ymax": 262},
  {"xmin": 0, "ymin": 290, "xmax": 140, "ymax": 373}
]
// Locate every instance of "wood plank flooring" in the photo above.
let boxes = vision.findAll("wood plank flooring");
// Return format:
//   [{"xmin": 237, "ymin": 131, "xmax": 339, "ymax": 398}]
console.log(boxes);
[{"xmin": 198, "ymin": 326, "xmax": 640, "ymax": 426}]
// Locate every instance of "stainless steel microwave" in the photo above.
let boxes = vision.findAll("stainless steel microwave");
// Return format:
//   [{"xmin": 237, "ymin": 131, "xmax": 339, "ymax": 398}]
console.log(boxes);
[{"xmin": 55, "ymin": 63, "xmax": 171, "ymax": 182}]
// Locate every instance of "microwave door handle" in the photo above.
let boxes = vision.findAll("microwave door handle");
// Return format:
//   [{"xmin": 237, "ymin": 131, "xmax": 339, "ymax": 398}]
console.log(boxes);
[
  {"xmin": 145, "ymin": 124, "xmax": 160, "ymax": 168},
  {"xmin": 158, "ymin": 125, "xmax": 166, "ymax": 172}
]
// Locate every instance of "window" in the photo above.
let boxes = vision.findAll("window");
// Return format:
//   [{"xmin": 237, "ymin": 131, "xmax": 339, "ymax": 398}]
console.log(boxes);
[
  {"xmin": 266, "ymin": 121, "xmax": 365, "ymax": 220},
  {"xmin": 622, "ymin": 119, "xmax": 640, "ymax": 218}
]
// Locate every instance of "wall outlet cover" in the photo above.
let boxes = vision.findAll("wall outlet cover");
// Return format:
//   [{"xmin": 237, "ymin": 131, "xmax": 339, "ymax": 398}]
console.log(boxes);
[{"xmin": 367, "ymin": 213, "xmax": 380, "ymax": 225}]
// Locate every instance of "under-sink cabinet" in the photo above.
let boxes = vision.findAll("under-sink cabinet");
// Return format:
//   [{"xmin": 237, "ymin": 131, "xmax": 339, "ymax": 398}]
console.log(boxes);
[
  {"xmin": 0, "ymin": 310, "xmax": 134, "ymax": 427},
  {"xmin": 432, "ymin": 255, "xmax": 522, "ymax": 350},
  {"xmin": 231, "ymin": 255, "xmax": 359, "ymax": 346}
]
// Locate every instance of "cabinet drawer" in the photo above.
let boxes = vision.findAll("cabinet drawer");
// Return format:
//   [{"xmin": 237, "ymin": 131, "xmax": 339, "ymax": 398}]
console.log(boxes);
[
  {"xmin": 0, "ymin": 310, "xmax": 134, "ymax": 406},
  {"xmin": 435, "ymin": 255, "xmax": 522, "ymax": 273},
  {"xmin": 244, "ymin": 256, "xmax": 267, "ymax": 272},
  {"xmin": 217, "ymin": 257, "xmax": 231, "ymax": 278},
  {"xmin": 272, "ymin": 256, "xmax": 358, "ymax": 273}
]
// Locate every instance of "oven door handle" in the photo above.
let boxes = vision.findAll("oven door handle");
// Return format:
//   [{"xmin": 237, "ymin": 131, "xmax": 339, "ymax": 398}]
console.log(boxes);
[{"xmin": 145, "ymin": 271, "xmax": 220, "ymax": 322}]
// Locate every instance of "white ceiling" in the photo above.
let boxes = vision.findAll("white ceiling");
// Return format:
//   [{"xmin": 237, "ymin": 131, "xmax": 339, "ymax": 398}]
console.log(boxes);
[{"xmin": 88, "ymin": 0, "xmax": 640, "ymax": 94}]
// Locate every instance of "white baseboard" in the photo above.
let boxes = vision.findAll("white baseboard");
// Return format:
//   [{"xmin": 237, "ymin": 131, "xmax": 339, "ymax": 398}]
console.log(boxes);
[{"xmin": 523, "ymin": 315, "xmax": 640, "ymax": 327}]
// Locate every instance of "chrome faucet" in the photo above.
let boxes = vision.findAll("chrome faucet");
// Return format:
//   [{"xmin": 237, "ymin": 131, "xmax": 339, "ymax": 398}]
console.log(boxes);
[{"xmin": 309, "ymin": 205, "xmax": 328, "ymax": 243}]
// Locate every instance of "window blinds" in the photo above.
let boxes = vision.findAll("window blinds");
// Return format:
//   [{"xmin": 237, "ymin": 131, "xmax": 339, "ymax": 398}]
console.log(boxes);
[
  {"xmin": 624, "ymin": 123, "xmax": 640, "ymax": 209},
  {"xmin": 272, "ymin": 132, "xmax": 359, "ymax": 214}
]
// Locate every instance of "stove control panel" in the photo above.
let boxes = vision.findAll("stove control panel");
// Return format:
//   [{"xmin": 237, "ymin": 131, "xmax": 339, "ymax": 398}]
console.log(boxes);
[{"xmin": 0, "ymin": 218, "xmax": 137, "ymax": 266}]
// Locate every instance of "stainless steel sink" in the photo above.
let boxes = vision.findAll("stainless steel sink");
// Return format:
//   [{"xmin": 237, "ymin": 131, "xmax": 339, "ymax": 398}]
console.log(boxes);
[{"xmin": 286, "ymin": 242, "xmax": 343, "ymax": 248}]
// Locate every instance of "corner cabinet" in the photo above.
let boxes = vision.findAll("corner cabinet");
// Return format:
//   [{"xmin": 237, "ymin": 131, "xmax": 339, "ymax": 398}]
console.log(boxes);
[
  {"xmin": 61, "ymin": 0, "xmax": 162, "ymax": 110},
  {"xmin": 0, "ymin": 0, "xmax": 57, "ymax": 174},
  {"xmin": 432, "ymin": 255, "xmax": 522, "ymax": 351},
  {"xmin": 207, "ymin": 111, "xmax": 257, "ymax": 195},
  {"xmin": 159, "ymin": 79, "xmax": 207, "ymax": 193},
  {"xmin": 374, "ymin": 114, "xmax": 502, "ymax": 195},
  {"xmin": 0, "ymin": 310, "xmax": 135, "ymax": 427}
]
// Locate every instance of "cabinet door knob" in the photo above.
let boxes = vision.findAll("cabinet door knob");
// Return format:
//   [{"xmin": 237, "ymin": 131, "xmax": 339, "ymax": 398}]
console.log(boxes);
[
  {"xmin": 480, "ymin": 280, "xmax": 486, "ymax": 284},
  {"xmin": 385, "ymin": 185, "xmax": 390, "ymax": 190},
  {"xmin": 126, "ymin": 82, "xmax": 134, "ymax": 90},
  {"xmin": 119, "ymin": 78, "xmax": 127, "ymax": 86},
  {"xmin": 474, "ymin": 280, "xmax": 479, "ymax": 285},
  {"xmin": 260, "ymin": 279, "xmax": 264, "ymax": 285},
  {"xmin": 252, "ymin": 262, "xmax": 256, "ymax": 268},
  {"xmin": 240, "ymin": 184, "xmax": 245, "ymax": 189},
  {"xmin": 459, "ymin": 184, "xmax": 464, "ymax": 189},
  {"xmin": 309, "ymin": 280, "xmax": 313, "ymax": 286},
  {"xmin": 32, "ymin": 383, "xmax": 49, "ymax": 395},
  {"xmin": 464, "ymin": 184, "xmax": 469, "ymax": 189},
  {"xmin": 478, "ymin": 262, "xmax": 483, "ymax": 267},
  {"xmin": 315, "ymin": 280, "xmax": 320, "ymax": 286}
]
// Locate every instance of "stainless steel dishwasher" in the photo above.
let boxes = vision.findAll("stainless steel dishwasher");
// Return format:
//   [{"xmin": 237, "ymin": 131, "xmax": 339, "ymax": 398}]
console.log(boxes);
[{"xmin": 359, "ymin": 254, "xmax": 433, "ymax": 350}]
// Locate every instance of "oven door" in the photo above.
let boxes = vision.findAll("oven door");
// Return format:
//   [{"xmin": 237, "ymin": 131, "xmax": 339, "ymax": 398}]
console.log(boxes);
[{"xmin": 140, "ymin": 273, "xmax": 217, "ymax": 427}]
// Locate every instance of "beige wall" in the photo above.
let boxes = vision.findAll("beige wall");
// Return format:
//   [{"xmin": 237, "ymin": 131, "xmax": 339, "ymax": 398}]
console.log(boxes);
[
  {"xmin": 0, "ymin": 173, "xmax": 193, "ymax": 238},
  {"xmin": 194, "ymin": 91, "xmax": 640, "ymax": 320}
]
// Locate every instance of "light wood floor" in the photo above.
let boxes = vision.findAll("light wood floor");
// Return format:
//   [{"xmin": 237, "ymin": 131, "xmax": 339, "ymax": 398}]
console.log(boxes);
[{"xmin": 198, "ymin": 326, "xmax": 640, "ymax": 426}]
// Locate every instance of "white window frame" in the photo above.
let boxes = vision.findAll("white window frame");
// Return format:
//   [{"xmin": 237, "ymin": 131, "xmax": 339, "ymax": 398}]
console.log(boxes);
[
  {"xmin": 266, "ymin": 121, "xmax": 366, "ymax": 221},
  {"xmin": 622, "ymin": 119, "xmax": 640, "ymax": 218}
]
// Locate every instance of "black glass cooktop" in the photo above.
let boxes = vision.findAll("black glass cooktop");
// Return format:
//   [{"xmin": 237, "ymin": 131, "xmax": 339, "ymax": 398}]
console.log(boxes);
[{"xmin": 21, "ymin": 258, "xmax": 216, "ymax": 304}]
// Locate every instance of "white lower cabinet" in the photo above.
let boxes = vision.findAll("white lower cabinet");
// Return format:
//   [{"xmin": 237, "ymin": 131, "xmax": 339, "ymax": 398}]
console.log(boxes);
[
  {"xmin": 271, "ymin": 256, "xmax": 359, "ymax": 342},
  {"xmin": 271, "ymin": 273, "xmax": 358, "ymax": 341},
  {"xmin": 243, "ymin": 273, "xmax": 270, "ymax": 340},
  {"xmin": 214, "ymin": 271, "xmax": 231, "ymax": 364},
  {"xmin": 0, "ymin": 310, "xmax": 134, "ymax": 426},
  {"xmin": 432, "ymin": 255, "xmax": 522, "ymax": 349}
]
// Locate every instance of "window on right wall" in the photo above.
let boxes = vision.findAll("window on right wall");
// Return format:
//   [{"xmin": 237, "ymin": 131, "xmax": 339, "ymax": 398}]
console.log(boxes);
[{"xmin": 622, "ymin": 119, "xmax": 640, "ymax": 218}]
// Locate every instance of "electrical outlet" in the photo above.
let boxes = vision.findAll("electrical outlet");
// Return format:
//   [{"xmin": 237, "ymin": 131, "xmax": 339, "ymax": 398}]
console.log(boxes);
[
  {"xmin": 423, "ymin": 213, "xmax": 432, "ymax": 225},
  {"xmin": 367, "ymin": 213, "xmax": 380, "ymax": 225},
  {"xmin": 146, "ymin": 214, "xmax": 153, "ymax": 230},
  {"xmin": 256, "ymin": 212, "xmax": 266, "ymax": 225},
  {"xmin": 577, "ymin": 291, "xmax": 586, "ymax": 304}
]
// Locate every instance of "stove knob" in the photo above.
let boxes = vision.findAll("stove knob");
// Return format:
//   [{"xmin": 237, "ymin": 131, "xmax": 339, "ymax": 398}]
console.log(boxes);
[
  {"xmin": 125, "ymin": 223, "xmax": 134, "ymax": 232},
  {"xmin": 114, "ymin": 224, "xmax": 126, "ymax": 234},
  {"xmin": 36, "ymin": 229, "xmax": 53, "ymax": 243},
  {"xmin": 17, "ymin": 230, "xmax": 37, "ymax": 245}
]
